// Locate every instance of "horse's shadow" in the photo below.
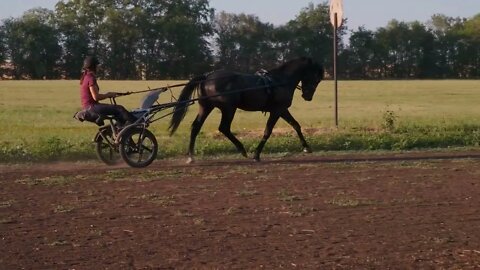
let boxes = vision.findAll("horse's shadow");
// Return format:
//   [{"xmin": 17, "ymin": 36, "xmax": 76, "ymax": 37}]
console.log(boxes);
[{"xmin": 186, "ymin": 152, "xmax": 480, "ymax": 168}]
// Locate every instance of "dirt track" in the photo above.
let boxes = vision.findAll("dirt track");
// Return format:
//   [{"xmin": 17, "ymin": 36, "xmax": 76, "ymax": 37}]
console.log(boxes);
[{"xmin": 1, "ymin": 151, "xmax": 480, "ymax": 269}]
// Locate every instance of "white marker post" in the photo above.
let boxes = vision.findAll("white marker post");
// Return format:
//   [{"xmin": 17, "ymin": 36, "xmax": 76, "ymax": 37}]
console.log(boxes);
[{"xmin": 329, "ymin": 0, "xmax": 343, "ymax": 127}]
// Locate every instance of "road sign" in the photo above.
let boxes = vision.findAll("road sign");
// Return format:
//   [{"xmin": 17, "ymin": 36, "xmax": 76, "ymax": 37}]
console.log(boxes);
[
  {"xmin": 329, "ymin": 0, "xmax": 343, "ymax": 27},
  {"xmin": 330, "ymin": 0, "xmax": 343, "ymax": 127}
]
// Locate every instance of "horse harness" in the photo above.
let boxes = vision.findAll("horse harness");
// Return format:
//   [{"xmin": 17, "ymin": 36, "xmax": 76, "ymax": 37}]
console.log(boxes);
[
  {"xmin": 255, "ymin": 69, "xmax": 276, "ymax": 110},
  {"xmin": 191, "ymin": 69, "xmax": 303, "ymax": 112}
]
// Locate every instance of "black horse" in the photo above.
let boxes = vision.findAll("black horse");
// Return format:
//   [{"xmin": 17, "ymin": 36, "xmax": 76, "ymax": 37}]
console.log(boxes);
[{"xmin": 169, "ymin": 57, "xmax": 324, "ymax": 163}]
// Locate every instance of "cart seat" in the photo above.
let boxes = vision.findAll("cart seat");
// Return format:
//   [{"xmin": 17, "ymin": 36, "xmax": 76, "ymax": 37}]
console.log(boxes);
[
  {"xmin": 139, "ymin": 90, "xmax": 161, "ymax": 109},
  {"xmin": 131, "ymin": 108, "xmax": 149, "ymax": 120},
  {"xmin": 128, "ymin": 90, "xmax": 162, "ymax": 120}
]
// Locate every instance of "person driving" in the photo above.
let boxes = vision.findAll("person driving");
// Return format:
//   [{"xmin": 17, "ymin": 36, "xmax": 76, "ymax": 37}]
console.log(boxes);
[{"xmin": 79, "ymin": 55, "xmax": 135, "ymax": 126}]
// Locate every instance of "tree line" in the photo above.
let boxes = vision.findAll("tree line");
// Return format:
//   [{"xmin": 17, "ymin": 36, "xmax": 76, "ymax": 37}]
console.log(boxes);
[{"xmin": 0, "ymin": 0, "xmax": 478, "ymax": 80}]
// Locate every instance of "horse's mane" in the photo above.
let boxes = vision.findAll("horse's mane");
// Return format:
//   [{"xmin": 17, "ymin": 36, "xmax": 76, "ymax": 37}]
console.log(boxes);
[{"xmin": 268, "ymin": 57, "xmax": 313, "ymax": 76}]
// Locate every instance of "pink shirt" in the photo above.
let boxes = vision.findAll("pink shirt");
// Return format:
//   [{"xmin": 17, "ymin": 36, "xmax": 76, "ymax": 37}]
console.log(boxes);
[{"xmin": 80, "ymin": 71, "xmax": 98, "ymax": 109}]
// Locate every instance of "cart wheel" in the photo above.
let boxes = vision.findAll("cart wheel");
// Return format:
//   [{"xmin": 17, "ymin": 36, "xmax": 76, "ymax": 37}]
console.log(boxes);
[
  {"xmin": 95, "ymin": 127, "xmax": 120, "ymax": 165},
  {"xmin": 119, "ymin": 128, "xmax": 158, "ymax": 168}
]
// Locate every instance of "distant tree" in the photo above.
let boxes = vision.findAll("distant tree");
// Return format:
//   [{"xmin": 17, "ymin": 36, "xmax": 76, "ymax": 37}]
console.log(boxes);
[
  {"xmin": 1, "ymin": 1, "xmax": 479, "ymax": 80},
  {"xmin": 406, "ymin": 21, "xmax": 436, "ymax": 78},
  {"xmin": 427, "ymin": 14, "xmax": 480, "ymax": 78},
  {"xmin": 133, "ymin": 0, "xmax": 169, "ymax": 80},
  {"xmin": 376, "ymin": 20, "xmax": 411, "ymax": 78},
  {"xmin": 213, "ymin": 12, "xmax": 240, "ymax": 69},
  {"xmin": 427, "ymin": 14, "xmax": 457, "ymax": 77},
  {"xmin": 367, "ymin": 20, "xmax": 436, "ymax": 78},
  {"xmin": 55, "ymin": 0, "xmax": 95, "ymax": 79},
  {"xmin": 0, "ymin": 24, "xmax": 6, "ymax": 64},
  {"xmin": 459, "ymin": 14, "xmax": 480, "ymax": 77},
  {"xmin": 341, "ymin": 27, "xmax": 375, "ymax": 78},
  {"xmin": 3, "ymin": 8, "xmax": 61, "ymax": 79},
  {"xmin": 101, "ymin": 2, "xmax": 141, "ymax": 79},
  {"xmin": 159, "ymin": 0, "xmax": 214, "ymax": 78},
  {"xmin": 0, "ymin": 25, "xmax": 8, "ymax": 78},
  {"xmin": 55, "ymin": 0, "xmax": 213, "ymax": 80},
  {"xmin": 214, "ymin": 12, "xmax": 277, "ymax": 72},
  {"xmin": 280, "ymin": 2, "xmax": 346, "ymax": 75},
  {"xmin": 122, "ymin": 0, "xmax": 214, "ymax": 79}
]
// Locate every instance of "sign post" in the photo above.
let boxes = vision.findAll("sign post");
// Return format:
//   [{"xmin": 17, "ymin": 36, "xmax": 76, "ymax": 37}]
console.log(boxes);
[{"xmin": 329, "ymin": 0, "xmax": 343, "ymax": 127}]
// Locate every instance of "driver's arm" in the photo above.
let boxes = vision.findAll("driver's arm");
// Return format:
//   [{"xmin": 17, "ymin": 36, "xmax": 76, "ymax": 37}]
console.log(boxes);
[{"xmin": 89, "ymin": 85, "xmax": 118, "ymax": 101}]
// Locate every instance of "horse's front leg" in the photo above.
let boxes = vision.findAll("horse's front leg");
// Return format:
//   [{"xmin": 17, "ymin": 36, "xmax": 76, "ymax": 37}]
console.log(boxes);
[
  {"xmin": 280, "ymin": 110, "xmax": 312, "ymax": 153},
  {"xmin": 188, "ymin": 106, "xmax": 213, "ymax": 164},
  {"xmin": 254, "ymin": 112, "xmax": 280, "ymax": 162}
]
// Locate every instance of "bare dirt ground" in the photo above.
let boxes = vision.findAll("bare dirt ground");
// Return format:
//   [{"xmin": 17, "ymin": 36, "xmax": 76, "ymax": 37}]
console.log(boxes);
[{"xmin": 1, "ymin": 150, "xmax": 480, "ymax": 269}]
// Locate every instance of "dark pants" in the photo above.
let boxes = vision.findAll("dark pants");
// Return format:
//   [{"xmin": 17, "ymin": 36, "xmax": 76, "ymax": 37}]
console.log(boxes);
[{"xmin": 91, "ymin": 103, "xmax": 135, "ymax": 125}]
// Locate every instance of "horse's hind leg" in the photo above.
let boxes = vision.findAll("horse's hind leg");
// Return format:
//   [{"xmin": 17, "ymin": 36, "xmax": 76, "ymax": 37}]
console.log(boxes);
[
  {"xmin": 280, "ymin": 110, "xmax": 312, "ymax": 153},
  {"xmin": 218, "ymin": 108, "xmax": 247, "ymax": 158},
  {"xmin": 254, "ymin": 112, "xmax": 280, "ymax": 162},
  {"xmin": 188, "ymin": 105, "xmax": 213, "ymax": 164}
]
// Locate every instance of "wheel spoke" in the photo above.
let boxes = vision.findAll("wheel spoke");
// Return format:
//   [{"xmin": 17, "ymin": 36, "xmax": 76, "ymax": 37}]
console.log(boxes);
[
  {"xmin": 136, "ymin": 136, "xmax": 151, "ymax": 162},
  {"xmin": 96, "ymin": 128, "xmax": 119, "ymax": 165},
  {"xmin": 119, "ymin": 129, "xmax": 157, "ymax": 168},
  {"xmin": 108, "ymin": 149, "xmax": 114, "ymax": 160},
  {"xmin": 140, "ymin": 144, "xmax": 153, "ymax": 153}
]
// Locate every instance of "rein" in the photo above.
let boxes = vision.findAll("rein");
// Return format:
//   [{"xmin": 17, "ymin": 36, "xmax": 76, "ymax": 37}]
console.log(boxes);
[
  {"xmin": 115, "ymin": 73, "xmax": 304, "ymax": 98},
  {"xmin": 129, "ymin": 80, "xmax": 293, "ymax": 126},
  {"xmin": 116, "ymin": 82, "xmax": 189, "ymax": 96}
]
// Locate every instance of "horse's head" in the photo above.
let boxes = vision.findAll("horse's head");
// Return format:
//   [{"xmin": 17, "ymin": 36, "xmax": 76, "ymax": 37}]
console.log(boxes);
[{"xmin": 299, "ymin": 58, "xmax": 324, "ymax": 101}]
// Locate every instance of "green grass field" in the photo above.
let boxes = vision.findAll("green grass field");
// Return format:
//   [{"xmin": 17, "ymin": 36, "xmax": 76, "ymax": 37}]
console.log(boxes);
[{"xmin": 1, "ymin": 80, "xmax": 480, "ymax": 161}]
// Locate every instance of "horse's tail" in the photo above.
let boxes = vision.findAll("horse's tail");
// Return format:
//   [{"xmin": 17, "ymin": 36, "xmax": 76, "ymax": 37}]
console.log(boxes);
[{"xmin": 169, "ymin": 74, "xmax": 206, "ymax": 136}]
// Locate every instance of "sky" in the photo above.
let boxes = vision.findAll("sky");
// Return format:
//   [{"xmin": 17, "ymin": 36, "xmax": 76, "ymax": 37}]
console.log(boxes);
[{"xmin": 1, "ymin": 0, "xmax": 480, "ymax": 31}]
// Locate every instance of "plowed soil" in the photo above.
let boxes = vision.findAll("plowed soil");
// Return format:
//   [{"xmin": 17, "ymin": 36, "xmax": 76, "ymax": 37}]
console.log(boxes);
[{"xmin": 1, "ymin": 151, "xmax": 480, "ymax": 269}]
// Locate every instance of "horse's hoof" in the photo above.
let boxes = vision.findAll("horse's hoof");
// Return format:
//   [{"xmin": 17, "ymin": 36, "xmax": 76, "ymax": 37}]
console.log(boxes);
[
  {"xmin": 253, "ymin": 157, "xmax": 261, "ymax": 162},
  {"xmin": 303, "ymin": 147, "xmax": 312, "ymax": 153},
  {"xmin": 186, "ymin": 157, "xmax": 195, "ymax": 164}
]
